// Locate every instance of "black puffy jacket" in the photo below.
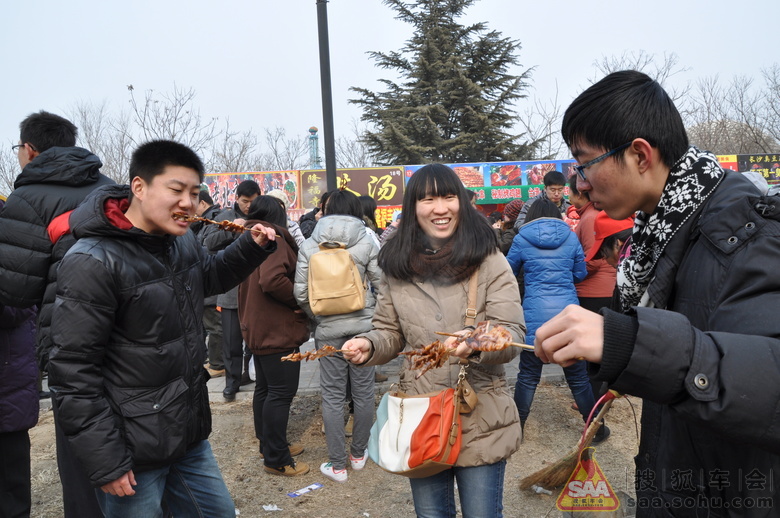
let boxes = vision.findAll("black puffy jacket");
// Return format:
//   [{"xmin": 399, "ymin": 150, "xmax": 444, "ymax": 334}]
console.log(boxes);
[
  {"xmin": 599, "ymin": 172, "xmax": 780, "ymax": 517},
  {"xmin": 48, "ymin": 185, "xmax": 276, "ymax": 487},
  {"xmin": 0, "ymin": 146, "xmax": 113, "ymax": 367}
]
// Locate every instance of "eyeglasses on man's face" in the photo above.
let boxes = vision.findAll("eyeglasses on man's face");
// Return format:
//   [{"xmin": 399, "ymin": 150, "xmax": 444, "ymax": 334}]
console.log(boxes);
[
  {"xmin": 574, "ymin": 142, "xmax": 632, "ymax": 182},
  {"xmin": 12, "ymin": 143, "xmax": 37, "ymax": 152}
]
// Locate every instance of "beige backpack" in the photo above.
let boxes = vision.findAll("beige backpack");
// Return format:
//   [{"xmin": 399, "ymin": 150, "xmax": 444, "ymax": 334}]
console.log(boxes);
[{"xmin": 308, "ymin": 241, "xmax": 366, "ymax": 316}]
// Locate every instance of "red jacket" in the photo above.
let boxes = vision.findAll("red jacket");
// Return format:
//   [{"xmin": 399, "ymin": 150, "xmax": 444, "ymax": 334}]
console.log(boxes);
[
  {"xmin": 238, "ymin": 221, "xmax": 310, "ymax": 355},
  {"xmin": 573, "ymin": 203, "xmax": 617, "ymax": 298}
]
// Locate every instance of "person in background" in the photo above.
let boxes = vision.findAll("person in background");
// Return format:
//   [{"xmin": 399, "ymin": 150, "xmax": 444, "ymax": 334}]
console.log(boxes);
[
  {"xmin": 192, "ymin": 190, "xmax": 226, "ymax": 378},
  {"xmin": 0, "ymin": 196, "xmax": 39, "ymax": 518},
  {"xmin": 238, "ymin": 196, "xmax": 310, "ymax": 477},
  {"xmin": 588, "ymin": 211, "xmax": 634, "ymax": 270},
  {"xmin": 536, "ymin": 70, "xmax": 780, "ymax": 515},
  {"xmin": 265, "ymin": 189, "xmax": 305, "ymax": 247},
  {"xmin": 203, "ymin": 180, "xmax": 262, "ymax": 401},
  {"xmin": 48, "ymin": 140, "xmax": 277, "ymax": 517},
  {"xmin": 513, "ymin": 171, "xmax": 571, "ymax": 229},
  {"xmin": 294, "ymin": 190, "xmax": 381, "ymax": 484},
  {"xmin": 298, "ymin": 190, "xmax": 334, "ymax": 239},
  {"xmin": 506, "ymin": 199, "xmax": 603, "ymax": 441},
  {"xmin": 379, "ymin": 211, "xmax": 401, "ymax": 246},
  {"xmin": 343, "ymin": 164, "xmax": 524, "ymax": 517},
  {"xmin": 0, "ymin": 110, "xmax": 114, "ymax": 518},
  {"xmin": 495, "ymin": 199, "xmax": 524, "ymax": 255}
]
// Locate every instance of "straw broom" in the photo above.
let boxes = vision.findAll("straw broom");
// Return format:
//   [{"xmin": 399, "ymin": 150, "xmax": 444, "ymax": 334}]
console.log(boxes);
[{"xmin": 519, "ymin": 391, "xmax": 618, "ymax": 491}]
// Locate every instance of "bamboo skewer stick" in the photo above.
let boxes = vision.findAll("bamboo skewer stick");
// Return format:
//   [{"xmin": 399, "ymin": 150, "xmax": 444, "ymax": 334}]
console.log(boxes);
[{"xmin": 434, "ymin": 331, "xmax": 535, "ymax": 351}]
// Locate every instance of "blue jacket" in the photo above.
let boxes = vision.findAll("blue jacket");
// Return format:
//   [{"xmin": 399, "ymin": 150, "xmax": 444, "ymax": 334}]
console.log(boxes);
[{"xmin": 506, "ymin": 217, "xmax": 586, "ymax": 343}]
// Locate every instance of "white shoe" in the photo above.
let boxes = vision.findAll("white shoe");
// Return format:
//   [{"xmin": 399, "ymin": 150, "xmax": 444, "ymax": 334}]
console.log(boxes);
[
  {"xmin": 320, "ymin": 462, "xmax": 348, "ymax": 482},
  {"xmin": 349, "ymin": 450, "xmax": 368, "ymax": 470}
]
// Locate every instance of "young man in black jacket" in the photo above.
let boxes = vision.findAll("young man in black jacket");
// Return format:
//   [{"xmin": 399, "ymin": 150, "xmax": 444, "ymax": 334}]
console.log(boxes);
[
  {"xmin": 0, "ymin": 110, "xmax": 114, "ymax": 518},
  {"xmin": 48, "ymin": 140, "xmax": 277, "ymax": 517},
  {"xmin": 536, "ymin": 71, "xmax": 780, "ymax": 517}
]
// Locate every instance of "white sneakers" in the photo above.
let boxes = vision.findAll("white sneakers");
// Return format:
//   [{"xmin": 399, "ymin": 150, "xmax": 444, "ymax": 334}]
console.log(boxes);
[
  {"xmin": 349, "ymin": 450, "xmax": 368, "ymax": 470},
  {"xmin": 321, "ymin": 450, "xmax": 369, "ymax": 482},
  {"xmin": 320, "ymin": 462, "xmax": 348, "ymax": 483}
]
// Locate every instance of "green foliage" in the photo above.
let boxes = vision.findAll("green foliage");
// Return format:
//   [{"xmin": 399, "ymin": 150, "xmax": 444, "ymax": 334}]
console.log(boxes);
[{"xmin": 350, "ymin": 0, "xmax": 537, "ymax": 165}]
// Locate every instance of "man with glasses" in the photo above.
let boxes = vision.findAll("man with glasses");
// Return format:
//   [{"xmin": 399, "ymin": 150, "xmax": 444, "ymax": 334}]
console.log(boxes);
[
  {"xmin": 0, "ymin": 110, "xmax": 113, "ymax": 517},
  {"xmin": 535, "ymin": 70, "xmax": 780, "ymax": 516},
  {"xmin": 512, "ymin": 170, "xmax": 571, "ymax": 229}
]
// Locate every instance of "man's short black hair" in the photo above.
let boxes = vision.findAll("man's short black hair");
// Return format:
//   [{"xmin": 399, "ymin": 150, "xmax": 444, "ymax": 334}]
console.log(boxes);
[
  {"xmin": 543, "ymin": 171, "xmax": 566, "ymax": 187},
  {"xmin": 569, "ymin": 173, "xmax": 580, "ymax": 196},
  {"xmin": 19, "ymin": 111, "xmax": 77, "ymax": 152},
  {"xmin": 562, "ymin": 70, "xmax": 688, "ymax": 169},
  {"xmin": 129, "ymin": 140, "xmax": 205, "ymax": 184},
  {"xmin": 198, "ymin": 190, "xmax": 214, "ymax": 205},
  {"xmin": 235, "ymin": 180, "xmax": 261, "ymax": 198}
]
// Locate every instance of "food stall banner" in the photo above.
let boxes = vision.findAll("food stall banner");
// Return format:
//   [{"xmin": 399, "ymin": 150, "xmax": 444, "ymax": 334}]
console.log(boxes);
[
  {"xmin": 204, "ymin": 171, "xmax": 301, "ymax": 210},
  {"xmin": 300, "ymin": 167, "xmax": 404, "ymax": 209},
  {"xmin": 468, "ymin": 185, "xmax": 555, "ymax": 204}
]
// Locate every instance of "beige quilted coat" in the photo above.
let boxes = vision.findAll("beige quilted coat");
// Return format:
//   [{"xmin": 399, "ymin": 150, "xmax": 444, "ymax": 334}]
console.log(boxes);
[{"xmin": 361, "ymin": 252, "xmax": 526, "ymax": 467}]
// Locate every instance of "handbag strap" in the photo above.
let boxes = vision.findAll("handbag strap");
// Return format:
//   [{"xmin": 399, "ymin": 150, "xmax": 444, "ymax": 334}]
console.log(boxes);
[{"xmin": 464, "ymin": 270, "xmax": 479, "ymax": 327}]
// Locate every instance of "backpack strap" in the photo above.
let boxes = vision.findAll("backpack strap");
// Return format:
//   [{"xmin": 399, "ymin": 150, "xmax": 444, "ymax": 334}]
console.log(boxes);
[{"xmin": 464, "ymin": 270, "xmax": 479, "ymax": 328}]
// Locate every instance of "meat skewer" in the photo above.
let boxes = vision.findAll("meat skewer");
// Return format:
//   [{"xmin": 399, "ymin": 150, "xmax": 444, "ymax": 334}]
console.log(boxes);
[
  {"xmin": 171, "ymin": 213, "xmax": 280, "ymax": 236},
  {"xmin": 400, "ymin": 322, "xmax": 533, "ymax": 378},
  {"xmin": 435, "ymin": 321, "xmax": 534, "ymax": 351},
  {"xmin": 281, "ymin": 345, "xmax": 342, "ymax": 362}
]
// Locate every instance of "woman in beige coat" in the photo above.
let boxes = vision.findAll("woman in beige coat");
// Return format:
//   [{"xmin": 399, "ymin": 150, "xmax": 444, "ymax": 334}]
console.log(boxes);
[{"xmin": 344, "ymin": 164, "xmax": 525, "ymax": 518}]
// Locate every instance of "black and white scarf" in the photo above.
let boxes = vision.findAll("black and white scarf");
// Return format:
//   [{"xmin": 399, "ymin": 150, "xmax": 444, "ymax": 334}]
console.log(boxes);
[{"xmin": 617, "ymin": 146, "xmax": 725, "ymax": 312}]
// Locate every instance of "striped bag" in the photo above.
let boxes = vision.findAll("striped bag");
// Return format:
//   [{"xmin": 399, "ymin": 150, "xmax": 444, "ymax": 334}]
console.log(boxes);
[{"xmin": 368, "ymin": 362, "xmax": 477, "ymax": 478}]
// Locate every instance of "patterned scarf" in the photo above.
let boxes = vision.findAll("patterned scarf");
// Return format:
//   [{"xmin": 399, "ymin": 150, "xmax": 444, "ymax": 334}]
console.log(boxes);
[
  {"xmin": 617, "ymin": 147, "xmax": 725, "ymax": 312},
  {"xmin": 410, "ymin": 238, "xmax": 477, "ymax": 284}
]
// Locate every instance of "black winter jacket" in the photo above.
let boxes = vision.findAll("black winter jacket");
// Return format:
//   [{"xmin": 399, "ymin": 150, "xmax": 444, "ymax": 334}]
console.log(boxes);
[
  {"xmin": 597, "ymin": 172, "xmax": 780, "ymax": 517},
  {"xmin": 48, "ymin": 185, "xmax": 276, "ymax": 487},
  {"xmin": 0, "ymin": 146, "xmax": 113, "ymax": 367}
]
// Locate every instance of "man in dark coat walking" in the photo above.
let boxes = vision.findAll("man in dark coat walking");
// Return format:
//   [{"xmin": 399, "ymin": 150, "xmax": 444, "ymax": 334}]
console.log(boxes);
[{"xmin": 0, "ymin": 110, "xmax": 113, "ymax": 517}]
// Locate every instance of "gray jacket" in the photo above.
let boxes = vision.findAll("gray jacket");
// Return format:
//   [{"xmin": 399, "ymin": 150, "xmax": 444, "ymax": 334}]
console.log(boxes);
[
  {"xmin": 294, "ymin": 215, "xmax": 382, "ymax": 341},
  {"xmin": 202, "ymin": 206, "xmax": 244, "ymax": 309}
]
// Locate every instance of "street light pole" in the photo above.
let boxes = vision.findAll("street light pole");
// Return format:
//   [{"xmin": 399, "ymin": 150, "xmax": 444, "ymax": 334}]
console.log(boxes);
[{"xmin": 316, "ymin": 0, "xmax": 338, "ymax": 192}]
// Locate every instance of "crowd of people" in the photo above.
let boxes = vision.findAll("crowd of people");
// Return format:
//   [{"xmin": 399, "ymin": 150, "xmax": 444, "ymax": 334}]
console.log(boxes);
[{"xmin": 2, "ymin": 68, "xmax": 780, "ymax": 518}]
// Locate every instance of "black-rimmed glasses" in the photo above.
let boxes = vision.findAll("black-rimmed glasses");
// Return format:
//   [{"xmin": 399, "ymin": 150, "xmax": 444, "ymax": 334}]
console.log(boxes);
[
  {"xmin": 574, "ymin": 142, "xmax": 631, "ymax": 182},
  {"xmin": 11, "ymin": 143, "xmax": 36, "ymax": 152}
]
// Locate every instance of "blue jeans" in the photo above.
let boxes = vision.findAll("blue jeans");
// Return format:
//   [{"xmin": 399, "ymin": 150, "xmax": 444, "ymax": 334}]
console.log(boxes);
[
  {"xmin": 514, "ymin": 350, "xmax": 595, "ymax": 423},
  {"xmin": 95, "ymin": 440, "xmax": 234, "ymax": 518},
  {"xmin": 409, "ymin": 460, "xmax": 506, "ymax": 518}
]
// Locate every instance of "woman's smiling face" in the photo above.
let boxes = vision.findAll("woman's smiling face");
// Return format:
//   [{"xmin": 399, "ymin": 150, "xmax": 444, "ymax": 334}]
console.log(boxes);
[{"xmin": 416, "ymin": 191, "xmax": 460, "ymax": 248}]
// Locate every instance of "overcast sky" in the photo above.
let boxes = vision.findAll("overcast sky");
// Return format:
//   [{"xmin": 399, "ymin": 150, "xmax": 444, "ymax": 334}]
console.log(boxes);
[{"xmin": 2, "ymin": 0, "xmax": 778, "ymax": 154}]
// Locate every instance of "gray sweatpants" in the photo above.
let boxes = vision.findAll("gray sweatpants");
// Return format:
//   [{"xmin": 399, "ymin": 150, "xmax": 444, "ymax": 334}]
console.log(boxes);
[{"xmin": 316, "ymin": 336, "xmax": 375, "ymax": 470}]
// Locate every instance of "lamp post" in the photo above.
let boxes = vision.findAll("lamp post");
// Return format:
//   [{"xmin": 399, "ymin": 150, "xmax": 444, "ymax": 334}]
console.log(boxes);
[{"xmin": 316, "ymin": 0, "xmax": 338, "ymax": 191}]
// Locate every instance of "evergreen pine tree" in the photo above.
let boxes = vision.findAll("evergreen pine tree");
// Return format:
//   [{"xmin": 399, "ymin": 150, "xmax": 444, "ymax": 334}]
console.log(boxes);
[{"xmin": 350, "ymin": 0, "xmax": 537, "ymax": 165}]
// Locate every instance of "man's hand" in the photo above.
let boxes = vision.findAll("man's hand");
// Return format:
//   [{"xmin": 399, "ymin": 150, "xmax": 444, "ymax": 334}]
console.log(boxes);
[
  {"xmin": 101, "ymin": 470, "xmax": 137, "ymax": 497},
  {"xmin": 233, "ymin": 218, "xmax": 247, "ymax": 227},
  {"xmin": 534, "ymin": 305, "xmax": 604, "ymax": 367},
  {"xmin": 342, "ymin": 338, "xmax": 371, "ymax": 364},
  {"xmin": 250, "ymin": 223, "xmax": 276, "ymax": 247}
]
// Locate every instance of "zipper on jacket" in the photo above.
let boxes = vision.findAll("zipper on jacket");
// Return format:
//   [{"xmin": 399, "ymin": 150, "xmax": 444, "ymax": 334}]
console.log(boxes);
[{"xmin": 397, "ymin": 399, "xmax": 404, "ymax": 451}]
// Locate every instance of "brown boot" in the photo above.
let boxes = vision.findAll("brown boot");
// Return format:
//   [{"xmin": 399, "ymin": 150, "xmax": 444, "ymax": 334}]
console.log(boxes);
[{"xmin": 264, "ymin": 461, "xmax": 310, "ymax": 477}]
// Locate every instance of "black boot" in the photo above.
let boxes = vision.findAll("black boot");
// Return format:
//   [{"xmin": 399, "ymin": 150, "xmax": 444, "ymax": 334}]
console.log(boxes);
[
  {"xmin": 240, "ymin": 354, "xmax": 253, "ymax": 386},
  {"xmin": 592, "ymin": 421, "xmax": 611, "ymax": 444}
]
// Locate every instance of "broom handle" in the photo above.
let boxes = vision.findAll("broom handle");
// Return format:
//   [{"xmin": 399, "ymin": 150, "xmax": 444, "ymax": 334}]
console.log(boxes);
[{"xmin": 434, "ymin": 331, "xmax": 535, "ymax": 351}]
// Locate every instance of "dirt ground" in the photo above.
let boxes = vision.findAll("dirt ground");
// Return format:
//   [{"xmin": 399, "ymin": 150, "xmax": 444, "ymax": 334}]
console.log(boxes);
[{"xmin": 29, "ymin": 382, "xmax": 641, "ymax": 517}]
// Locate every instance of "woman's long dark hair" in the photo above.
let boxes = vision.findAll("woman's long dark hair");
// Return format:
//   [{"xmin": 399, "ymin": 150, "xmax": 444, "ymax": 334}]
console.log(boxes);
[
  {"xmin": 379, "ymin": 163, "xmax": 497, "ymax": 280},
  {"xmin": 247, "ymin": 195, "xmax": 286, "ymax": 227},
  {"xmin": 524, "ymin": 198, "xmax": 562, "ymax": 224}
]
